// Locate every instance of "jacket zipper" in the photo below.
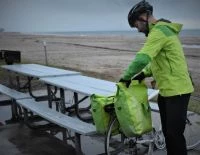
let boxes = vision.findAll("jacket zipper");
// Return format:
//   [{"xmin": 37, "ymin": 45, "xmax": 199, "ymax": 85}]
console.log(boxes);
[{"xmin": 165, "ymin": 51, "xmax": 172, "ymax": 73}]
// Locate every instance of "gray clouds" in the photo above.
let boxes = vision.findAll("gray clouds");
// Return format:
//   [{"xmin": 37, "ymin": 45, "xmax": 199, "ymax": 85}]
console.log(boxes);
[{"xmin": 0, "ymin": 0, "xmax": 199, "ymax": 32}]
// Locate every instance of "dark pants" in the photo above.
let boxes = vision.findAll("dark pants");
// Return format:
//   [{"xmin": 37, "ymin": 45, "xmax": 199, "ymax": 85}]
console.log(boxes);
[{"xmin": 157, "ymin": 93, "xmax": 191, "ymax": 155}]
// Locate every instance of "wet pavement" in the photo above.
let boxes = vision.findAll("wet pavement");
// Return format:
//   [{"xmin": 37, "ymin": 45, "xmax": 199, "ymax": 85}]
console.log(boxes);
[
  {"xmin": 0, "ymin": 124, "xmax": 76, "ymax": 155},
  {"xmin": 0, "ymin": 122, "xmax": 200, "ymax": 155},
  {"xmin": 0, "ymin": 92, "xmax": 200, "ymax": 155}
]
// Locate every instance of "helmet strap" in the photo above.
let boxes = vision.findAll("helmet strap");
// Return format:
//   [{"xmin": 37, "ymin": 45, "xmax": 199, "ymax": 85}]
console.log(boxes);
[
  {"xmin": 144, "ymin": 11, "xmax": 150, "ymax": 37},
  {"xmin": 137, "ymin": 12, "xmax": 150, "ymax": 37}
]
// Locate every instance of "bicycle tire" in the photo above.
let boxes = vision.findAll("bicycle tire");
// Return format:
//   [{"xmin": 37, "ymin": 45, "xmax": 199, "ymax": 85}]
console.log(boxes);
[
  {"xmin": 105, "ymin": 117, "xmax": 128, "ymax": 155},
  {"xmin": 184, "ymin": 113, "xmax": 200, "ymax": 150},
  {"xmin": 105, "ymin": 117, "xmax": 154, "ymax": 155}
]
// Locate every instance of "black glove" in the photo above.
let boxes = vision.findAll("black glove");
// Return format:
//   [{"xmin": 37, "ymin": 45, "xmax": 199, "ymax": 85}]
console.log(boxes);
[
  {"xmin": 133, "ymin": 72, "xmax": 145, "ymax": 83},
  {"xmin": 119, "ymin": 78, "xmax": 131, "ymax": 88}
]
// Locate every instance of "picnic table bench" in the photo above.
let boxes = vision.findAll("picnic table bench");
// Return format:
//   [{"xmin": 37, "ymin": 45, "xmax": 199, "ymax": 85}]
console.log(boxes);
[
  {"xmin": 16, "ymin": 98, "xmax": 96, "ymax": 155},
  {"xmin": 0, "ymin": 84, "xmax": 31, "ymax": 100},
  {"xmin": 0, "ymin": 84, "xmax": 96, "ymax": 154},
  {"xmin": 0, "ymin": 84, "xmax": 32, "ymax": 121}
]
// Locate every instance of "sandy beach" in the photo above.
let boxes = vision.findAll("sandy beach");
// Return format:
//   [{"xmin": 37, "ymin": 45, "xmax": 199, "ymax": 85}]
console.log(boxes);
[
  {"xmin": 0, "ymin": 32, "xmax": 200, "ymax": 109},
  {"xmin": 0, "ymin": 32, "xmax": 200, "ymax": 154}
]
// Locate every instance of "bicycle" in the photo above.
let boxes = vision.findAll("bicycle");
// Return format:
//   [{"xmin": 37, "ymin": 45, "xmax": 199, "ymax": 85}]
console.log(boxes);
[
  {"xmin": 104, "ymin": 103, "xmax": 156, "ymax": 155},
  {"xmin": 104, "ymin": 103, "xmax": 200, "ymax": 155},
  {"xmin": 184, "ymin": 111, "xmax": 200, "ymax": 150},
  {"xmin": 150, "ymin": 102, "xmax": 200, "ymax": 151}
]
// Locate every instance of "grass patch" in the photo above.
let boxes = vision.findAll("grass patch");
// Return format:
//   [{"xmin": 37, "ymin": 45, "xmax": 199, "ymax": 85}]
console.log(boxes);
[{"xmin": 188, "ymin": 99, "xmax": 200, "ymax": 114}]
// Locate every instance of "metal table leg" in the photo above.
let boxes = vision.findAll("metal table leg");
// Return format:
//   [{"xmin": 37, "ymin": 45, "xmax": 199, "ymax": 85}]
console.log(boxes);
[
  {"xmin": 47, "ymin": 84, "xmax": 53, "ymax": 108},
  {"xmin": 28, "ymin": 77, "xmax": 49, "ymax": 101},
  {"xmin": 74, "ymin": 92, "xmax": 92, "ymax": 122},
  {"xmin": 75, "ymin": 133, "xmax": 83, "ymax": 155},
  {"xmin": 60, "ymin": 88, "xmax": 65, "ymax": 113}
]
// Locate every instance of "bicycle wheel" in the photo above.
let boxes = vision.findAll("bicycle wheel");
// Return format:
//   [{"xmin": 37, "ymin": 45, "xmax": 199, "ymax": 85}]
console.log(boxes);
[
  {"xmin": 184, "ymin": 112, "xmax": 200, "ymax": 150},
  {"xmin": 105, "ymin": 117, "xmax": 155, "ymax": 155},
  {"xmin": 105, "ymin": 117, "xmax": 128, "ymax": 155}
]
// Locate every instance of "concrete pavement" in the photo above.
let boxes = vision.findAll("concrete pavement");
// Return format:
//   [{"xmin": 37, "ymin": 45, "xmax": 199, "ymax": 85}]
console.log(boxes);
[{"xmin": 0, "ymin": 91, "xmax": 200, "ymax": 155}]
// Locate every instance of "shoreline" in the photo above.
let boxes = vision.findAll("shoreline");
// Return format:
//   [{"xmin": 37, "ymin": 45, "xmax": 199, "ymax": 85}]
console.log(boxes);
[{"xmin": 2, "ymin": 29, "xmax": 200, "ymax": 38}]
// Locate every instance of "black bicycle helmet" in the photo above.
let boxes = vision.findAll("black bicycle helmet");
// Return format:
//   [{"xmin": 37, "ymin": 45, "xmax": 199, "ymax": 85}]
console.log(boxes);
[{"xmin": 128, "ymin": 0, "xmax": 153, "ymax": 28}]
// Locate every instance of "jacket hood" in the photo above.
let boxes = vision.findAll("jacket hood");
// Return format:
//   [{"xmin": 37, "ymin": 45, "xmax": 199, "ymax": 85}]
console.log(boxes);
[{"xmin": 150, "ymin": 21, "xmax": 183, "ymax": 34}]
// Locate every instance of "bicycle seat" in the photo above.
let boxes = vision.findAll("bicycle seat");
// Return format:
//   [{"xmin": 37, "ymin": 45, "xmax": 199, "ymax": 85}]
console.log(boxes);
[{"xmin": 104, "ymin": 104, "xmax": 115, "ymax": 113}]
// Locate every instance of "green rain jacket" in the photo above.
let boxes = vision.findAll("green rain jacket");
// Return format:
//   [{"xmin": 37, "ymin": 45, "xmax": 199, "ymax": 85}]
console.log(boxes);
[{"xmin": 122, "ymin": 21, "xmax": 194, "ymax": 97}]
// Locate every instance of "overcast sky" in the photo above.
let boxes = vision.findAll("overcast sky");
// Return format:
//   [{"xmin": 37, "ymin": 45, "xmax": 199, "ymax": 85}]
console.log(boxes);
[{"xmin": 0, "ymin": 0, "xmax": 199, "ymax": 32}]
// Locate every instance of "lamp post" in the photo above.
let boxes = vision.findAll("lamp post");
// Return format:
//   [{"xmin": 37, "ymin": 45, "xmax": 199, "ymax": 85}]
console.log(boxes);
[{"xmin": 43, "ymin": 41, "xmax": 48, "ymax": 66}]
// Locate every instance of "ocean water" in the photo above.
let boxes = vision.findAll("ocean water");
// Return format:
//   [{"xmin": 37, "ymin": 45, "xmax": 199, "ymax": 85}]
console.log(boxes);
[
  {"xmin": 40, "ymin": 30, "xmax": 143, "ymax": 37},
  {"xmin": 41, "ymin": 29, "xmax": 200, "ymax": 37}
]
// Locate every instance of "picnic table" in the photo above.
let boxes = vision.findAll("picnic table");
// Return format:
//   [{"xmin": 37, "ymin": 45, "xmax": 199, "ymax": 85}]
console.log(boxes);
[
  {"xmin": 1, "ymin": 63, "xmax": 80, "ymax": 78},
  {"xmin": 40, "ymin": 75, "xmax": 159, "ymax": 121},
  {"xmin": 0, "ymin": 63, "xmax": 160, "ymax": 154},
  {"xmin": 1, "ymin": 64, "xmax": 80, "ymax": 100},
  {"xmin": 1, "ymin": 63, "xmax": 81, "ymax": 121}
]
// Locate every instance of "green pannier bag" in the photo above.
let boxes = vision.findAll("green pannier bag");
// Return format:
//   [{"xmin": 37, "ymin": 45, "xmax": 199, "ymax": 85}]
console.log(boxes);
[
  {"xmin": 114, "ymin": 80, "xmax": 152, "ymax": 137},
  {"xmin": 90, "ymin": 94, "xmax": 115, "ymax": 134}
]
